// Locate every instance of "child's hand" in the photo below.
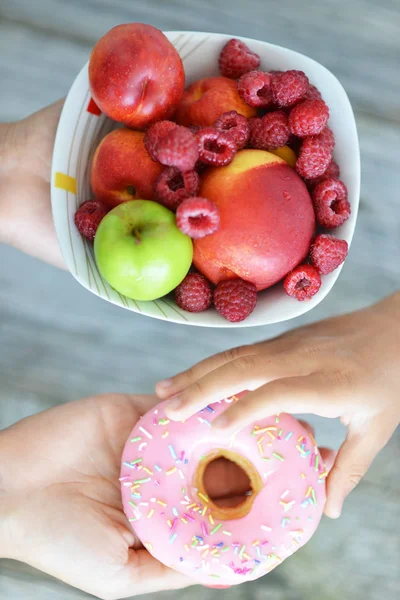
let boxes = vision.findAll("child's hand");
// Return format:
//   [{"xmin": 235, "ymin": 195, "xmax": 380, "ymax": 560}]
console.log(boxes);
[
  {"xmin": 0, "ymin": 100, "xmax": 65, "ymax": 268},
  {"xmin": 0, "ymin": 394, "xmax": 193, "ymax": 599},
  {"xmin": 157, "ymin": 292, "xmax": 400, "ymax": 519},
  {"xmin": 0, "ymin": 393, "xmax": 266, "ymax": 598}
]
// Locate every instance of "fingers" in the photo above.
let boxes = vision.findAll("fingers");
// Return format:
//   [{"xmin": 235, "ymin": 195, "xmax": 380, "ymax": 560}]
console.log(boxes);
[
  {"xmin": 318, "ymin": 447, "xmax": 337, "ymax": 472},
  {"xmin": 165, "ymin": 351, "xmax": 298, "ymax": 421},
  {"xmin": 324, "ymin": 420, "xmax": 394, "ymax": 519},
  {"xmin": 211, "ymin": 375, "xmax": 338, "ymax": 432},
  {"xmin": 156, "ymin": 345, "xmax": 254, "ymax": 399},
  {"xmin": 118, "ymin": 549, "xmax": 193, "ymax": 597},
  {"xmin": 123, "ymin": 394, "xmax": 161, "ymax": 416},
  {"xmin": 298, "ymin": 423, "xmax": 337, "ymax": 471}
]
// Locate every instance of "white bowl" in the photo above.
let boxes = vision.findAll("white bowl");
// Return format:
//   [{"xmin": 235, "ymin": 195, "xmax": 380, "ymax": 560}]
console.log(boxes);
[{"xmin": 51, "ymin": 31, "xmax": 360, "ymax": 328}]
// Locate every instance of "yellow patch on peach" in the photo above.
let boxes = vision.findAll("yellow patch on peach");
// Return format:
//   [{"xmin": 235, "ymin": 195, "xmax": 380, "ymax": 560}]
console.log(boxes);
[
  {"xmin": 270, "ymin": 146, "xmax": 297, "ymax": 168},
  {"xmin": 201, "ymin": 150, "xmax": 285, "ymax": 188}
]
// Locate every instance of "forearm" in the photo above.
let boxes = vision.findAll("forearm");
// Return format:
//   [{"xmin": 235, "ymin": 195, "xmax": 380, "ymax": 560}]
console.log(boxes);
[
  {"xmin": 0, "ymin": 428, "xmax": 18, "ymax": 560},
  {"xmin": 0, "ymin": 102, "xmax": 65, "ymax": 268},
  {"xmin": 0, "ymin": 119, "xmax": 25, "ymax": 248}
]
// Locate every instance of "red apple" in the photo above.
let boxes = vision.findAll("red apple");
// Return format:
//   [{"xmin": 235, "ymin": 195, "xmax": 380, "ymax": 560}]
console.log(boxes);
[
  {"xmin": 91, "ymin": 128, "xmax": 163, "ymax": 208},
  {"xmin": 174, "ymin": 76, "xmax": 257, "ymax": 127},
  {"xmin": 193, "ymin": 150, "xmax": 315, "ymax": 290},
  {"xmin": 89, "ymin": 23, "xmax": 185, "ymax": 129}
]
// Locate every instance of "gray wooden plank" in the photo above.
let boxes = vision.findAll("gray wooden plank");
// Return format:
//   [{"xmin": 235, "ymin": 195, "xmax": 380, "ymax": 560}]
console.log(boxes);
[{"xmin": 1, "ymin": 0, "xmax": 399, "ymax": 120}]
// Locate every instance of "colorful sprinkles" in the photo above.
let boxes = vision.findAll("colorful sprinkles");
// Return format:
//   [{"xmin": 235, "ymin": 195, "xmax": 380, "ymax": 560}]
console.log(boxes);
[{"xmin": 121, "ymin": 402, "xmax": 326, "ymax": 584}]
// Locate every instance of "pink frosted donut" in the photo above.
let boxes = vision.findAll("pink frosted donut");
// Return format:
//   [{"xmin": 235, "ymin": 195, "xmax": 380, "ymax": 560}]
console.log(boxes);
[{"xmin": 120, "ymin": 396, "xmax": 327, "ymax": 586}]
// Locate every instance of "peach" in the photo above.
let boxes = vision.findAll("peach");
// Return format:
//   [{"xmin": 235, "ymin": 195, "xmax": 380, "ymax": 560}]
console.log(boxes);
[
  {"xmin": 89, "ymin": 23, "xmax": 185, "ymax": 129},
  {"xmin": 174, "ymin": 76, "xmax": 257, "ymax": 127},
  {"xmin": 91, "ymin": 128, "xmax": 163, "ymax": 208},
  {"xmin": 270, "ymin": 145, "xmax": 297, "ymax": 168},
  {"xmin": 193, "ymin": 150, "xmax": 315, "ymax": 290}
]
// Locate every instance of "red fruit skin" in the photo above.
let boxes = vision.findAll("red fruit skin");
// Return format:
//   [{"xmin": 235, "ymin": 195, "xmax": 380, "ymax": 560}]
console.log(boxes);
[
  {"xmin": 174, "ymin": 273, "xmax": 213, "ymax": 313},
  {"xmin": 154, "ymin": 167, "xmax": 200, "ymax": 211},
  {"xmin": 312, "ymin": 178, "xmax": 351, "ymax": 228},
  {"xmin": 283, "ymin": 264, "xmax": 321, "ymax": 301},
  {"xmin": 91, "ymin": 129, "xmax": 163, "ymax": 208},
  {"xmin": 74, "ymin": 200, "xmax": 108, "ymax": 241},
  {"xmin": 214, "ymin": 279, "xmax": 258, "ymax": 322},
  {"xmin": 89, "ymin": 23, "xmax": 185, "ymax": 129},
  {"xmin": 176, "ymin": 197, "xmax": 220, "ymax": 239},
  {"xmin": 174, "ymin": 77, "xmax": 256, "ymax": 127},
  {"xmin": 193, "ymin": 150, "xmax": 316, "ymax": 291},
  {"xmin": 310, "ymin": 234, "xmax": 349, "ymax": 275},
  {"xmin": 219, "ymin": 39, "xmax": 261, "ymax": 79},
  {"xmin": 155, "ymin": 126, "xmax": 199, "ymax": 172},
  {"xmin": 144, "ymin": 120, "xmax": 178, "ymax": 161}
]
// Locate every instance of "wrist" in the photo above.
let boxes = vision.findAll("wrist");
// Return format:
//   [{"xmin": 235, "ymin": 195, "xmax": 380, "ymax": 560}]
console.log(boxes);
[
  {"xmin": 0, "ymin": 120, "xmax": 24, "ymax": 246},
  {"xmin": 0, "ymin": 120, "xmax": 22, "ymax": 169}
]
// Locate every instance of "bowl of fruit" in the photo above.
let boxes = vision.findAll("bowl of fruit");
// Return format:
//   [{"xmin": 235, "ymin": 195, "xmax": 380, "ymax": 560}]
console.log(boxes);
[{"xmin": 51, "ymin": 23, "xmax": 360, "ymax": 327}]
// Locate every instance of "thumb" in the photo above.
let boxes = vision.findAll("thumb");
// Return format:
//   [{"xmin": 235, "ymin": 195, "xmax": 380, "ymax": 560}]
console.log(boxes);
[
  {"xmin": 115, "ymin": 548, "xmax": 194, "ymax": 598},
  {"xmin": 324, "ymin": 419, "xmax": 392, "ymax": 519}
]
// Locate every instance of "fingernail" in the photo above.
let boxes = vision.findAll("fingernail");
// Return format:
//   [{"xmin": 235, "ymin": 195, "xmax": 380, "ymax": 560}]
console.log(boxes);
[
  {"xmin": 157, "ymin": 379, "xmax": 173, "ymax": 390},
  {"xmin": 212, "ymin": 414, "xmax": 229, "ymax": 429},
  {"xmin": 325, "ymin": 502, "xmax": 341, "ymax": 519}
]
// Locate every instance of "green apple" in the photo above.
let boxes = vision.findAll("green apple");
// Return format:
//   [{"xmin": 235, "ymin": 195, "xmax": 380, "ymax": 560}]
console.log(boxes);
[{"xmin": 94, "ymin": 200, "xmax": 193, "ymax": 301}]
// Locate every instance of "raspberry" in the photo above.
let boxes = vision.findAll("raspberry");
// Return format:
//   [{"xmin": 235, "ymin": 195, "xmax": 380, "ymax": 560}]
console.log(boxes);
[
  {"xmin": 261, "ymin": 111, "xmax": 290, "ymax": 149},
  {"xmin": 283, "ymin": 264, "xmax": 321, "ymax": 301},
  {"xmin": 312, "ymin": 178, "xmax": 351, "ymax": 228},
  {"xmin": 307, "ymin": 159, "xmax": 340, "ymax": 188},
  {"xmin": 74, "ymin": 200, "xmax": 108, "ymax": 241},
  {"xmin": 174, "ymin": 273, "xmax": 213, "ymax": 312},
  {"xmin": 310, "ymin": 234, "xmax": 349, "ymax": 275},
  {"xmin": 237, "ymin": 71, "xmax": 273, "ymax": 108},
  {"xmin": 196, "ymin": 127, "xmax": 237, "ymax": 166},
  {"xmin": 296, "ymin": 137, "xmax": 332, "ymax": 179},
  {"xmin": 176, "ymin": 197, "xmax": 220, "ymax": 239},
  {"xmin": 154, "ymin": 167, "xmax": 200, "ymax": 211},
  {"xmin": 248, "ymin": 111, "xmax": 289, "ymax": 150},
  {"xmin": 305, "ymin": 84, "xmax": 323, "ymax": 101},
  {"xmin": 214, "ymin": 279, "xmax": 257, "ymax": 322},
  {"xmin": 315, "ymin": 126, "xmax": 335, "ymax": 151},
  {"xmin": 219, "ymin": 39, "xmax": 261, "ymax": 79},
  {"xmin": 248, "ymin": 117, "xmax": 264, "ymax": 148},
  {"xmin": 271, "ymin": 70, "xmax": 309, "ymax": 107},
  {"xmin": 214, "ymin": 110, "xmax": 250, "ymax": 150},
  {"xmin": 155, "ymin": 125, "xmax": 199, "ymax": 171},
  {"xmin": 288, "ymin": 100, "xmax": 329, "ymax": 137},
  {"xmin": 144, "ymin": 120, "xmax": 177, "ymax": 161}
]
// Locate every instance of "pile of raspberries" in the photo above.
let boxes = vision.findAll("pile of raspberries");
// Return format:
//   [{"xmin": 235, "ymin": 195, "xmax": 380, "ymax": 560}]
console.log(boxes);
[{"xmin": 75, "ymin": 38, "xmax": 350, "ymax": 322}]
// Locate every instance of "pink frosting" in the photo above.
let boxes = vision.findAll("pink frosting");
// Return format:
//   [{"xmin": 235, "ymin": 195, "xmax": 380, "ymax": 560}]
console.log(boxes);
[{"xmin": 120, "ymin": 397, "xmax": 326, "ymax": 585}]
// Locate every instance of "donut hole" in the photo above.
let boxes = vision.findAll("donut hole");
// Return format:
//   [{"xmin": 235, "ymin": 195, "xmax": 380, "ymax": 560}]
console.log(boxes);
[
  {"xmin": 194, "ymin": 449, "xmax": 263, "ymax": 521},
  {"xmin": 203, "ymin": 457, "xmax": 252, "ymax": 509}
]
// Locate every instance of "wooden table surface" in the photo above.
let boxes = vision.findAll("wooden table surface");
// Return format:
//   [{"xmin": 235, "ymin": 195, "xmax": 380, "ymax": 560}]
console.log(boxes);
[{"xmin": 0, "ymin": 1, "xmax": 399, "ymax": 599}]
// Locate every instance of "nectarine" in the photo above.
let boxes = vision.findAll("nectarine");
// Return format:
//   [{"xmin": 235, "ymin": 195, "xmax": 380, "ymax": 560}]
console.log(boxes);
[
  {"xmin": 193, "ymin": 150, "xmax": 315, "ymax": 290},
  {"xmin": 174, "ymin": 76, "xmax": 256, "ymax": 127},
  {"xmin": 89, "ymin": 23, "xmax": 185, "ymax": 129},
  {"xmin": 91, "ymin": 128, "xmax": 163, "ymax": 208}
]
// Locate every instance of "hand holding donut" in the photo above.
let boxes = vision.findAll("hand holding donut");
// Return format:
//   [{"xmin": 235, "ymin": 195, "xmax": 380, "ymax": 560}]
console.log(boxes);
[
  {"xmin": 0, "ymin": 393, "xmax": 276, "ymax": 598},
  {"xmin": 0, "ymin": 394, "xmax": 195, "ymax": 600},
  {"xmin": 157, "ymin": 292, "xmax": 400, "ymax": 519}
]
